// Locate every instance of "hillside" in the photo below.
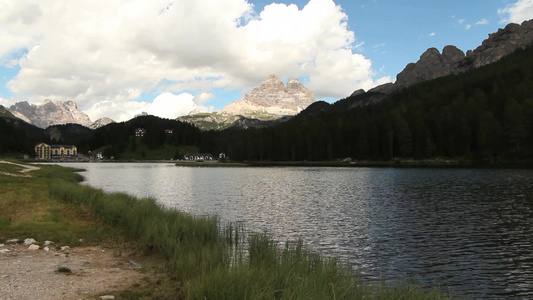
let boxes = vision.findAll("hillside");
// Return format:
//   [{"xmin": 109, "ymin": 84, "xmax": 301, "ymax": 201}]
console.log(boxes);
[
  {"xmin": 86, "ymin": 115, "xmax": 205, "ymax": 160},
  {"xmin": 3, "ymin": 46, "xmax": 532, "ymax": 162},
  {"xmin": 0, "ymin": 105, "xmax": 16, "ymax": 119},
  {"xmin": 2, "ymin": 21, "xmax": 533, "ymax": 162},
  {"xmin": 214, "ymin": 46, "xmax": 533, "ymax": 163}
]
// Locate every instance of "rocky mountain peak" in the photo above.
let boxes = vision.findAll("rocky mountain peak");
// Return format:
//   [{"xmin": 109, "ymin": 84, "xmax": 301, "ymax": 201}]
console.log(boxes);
[
  {"xmin": 9, "ymin": 99, "xmax": 93, "ymax": 128},
  {"xmin": 286, "ymin": 77, "xmax": 306, "ymax": 91},
  {"xmin": 220, "ymin": 75, "xmax": 315, "ymax": 117},
  {"xmin": 349, "ymin": 19, "xmax": 533, "ymax": 108},
  {"xmin": 461, "ymin": 19, "xmax": 533, "ymax": 70},
  {"xmin": 442, "ymin": 45, "xmax": 465, "ymax": 63},
  {"xmin": 365, "ymin": 19, "xmax": 533, "ymax": 96},
  {"xmin": 90, "ymin": 117, "xmax": 115, "ymax": 129},
  {"xmin": 7, "ymin": 99, "xmax": 113, "ymax": 129},
  {"xmin": 395, "ymin": 46, "xmax": 465, "ymax": 88}
]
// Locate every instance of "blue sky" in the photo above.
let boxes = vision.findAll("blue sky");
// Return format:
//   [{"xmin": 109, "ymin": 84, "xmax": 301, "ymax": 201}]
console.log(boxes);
[
  {"xmin": 0, "ymin": 0, "xmax": 531, "ymax": 121},
  {"xmin": 252, "ymin": 0, "xmax": 520, "ymax": 81}
]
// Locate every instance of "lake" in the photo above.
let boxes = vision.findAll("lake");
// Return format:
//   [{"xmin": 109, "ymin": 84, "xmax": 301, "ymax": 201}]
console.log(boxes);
[{"xmin": 59, "ymin": 163, "xmax": 533, "ymax": 299}]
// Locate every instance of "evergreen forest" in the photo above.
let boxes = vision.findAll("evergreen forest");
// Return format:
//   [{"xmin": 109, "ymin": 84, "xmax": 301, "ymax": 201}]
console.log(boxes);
[{"xmin": 1, "ymin": 46, "xmax": 532, "ymax": 163}]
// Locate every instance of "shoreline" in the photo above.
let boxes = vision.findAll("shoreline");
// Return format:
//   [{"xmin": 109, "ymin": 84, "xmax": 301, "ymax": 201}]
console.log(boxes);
[
  {"xmin": 1, "ymin": 161, "xmax": 451, "ymax": 299},
  {"xmin": 26, "ymin": 157, "xmax": 533, "ymax": 169}
]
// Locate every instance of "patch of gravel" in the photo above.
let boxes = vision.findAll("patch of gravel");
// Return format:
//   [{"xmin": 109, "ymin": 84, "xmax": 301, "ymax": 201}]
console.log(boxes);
[
  {"xmin": 0, "ymin": 160, "xmax": 40, "ymax": 178},
  {"xmin": 0, "ymin": 243, "xmax": 144, "ymax": 300}
]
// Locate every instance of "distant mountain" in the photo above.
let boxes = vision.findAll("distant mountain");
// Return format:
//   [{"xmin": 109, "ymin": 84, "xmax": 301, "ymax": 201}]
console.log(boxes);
[
  {"xmin": 0, "ymin": 105, "xmax": 17, "ymax": 119},
  {"xmin": 8, "ymin": 99, "xmax": 114, "ymax": 129},
  {"xmin": 90, "ymin": 117, "xmax": 115, "ymax": 129},
  {"xmin": 220, "ymin": 75, "xmax": 315, "ymax": 116},
  {"xmin": 348, "ymin": 19, "xmax": 533, "ymax": 107},
  {"xmin": 215, "ymin": 43, "xmax": 533, "ymax": 162},
  {"xmin": 180, "ymin": 75, "xmax": 315, "ymax": 130}
]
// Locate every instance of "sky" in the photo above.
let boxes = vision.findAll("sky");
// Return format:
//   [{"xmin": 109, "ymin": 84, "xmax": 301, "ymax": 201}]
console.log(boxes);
[{"xmin": 0, "ymin": 0, "xmax": 532, "ymax": 122}]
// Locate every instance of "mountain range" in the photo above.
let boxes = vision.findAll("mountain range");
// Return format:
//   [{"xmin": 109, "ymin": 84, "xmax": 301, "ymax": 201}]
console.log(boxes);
[
  {"xmin": 1, "ymin": 19, "xmax": 532, "ymax": 145},
  {"xmin": 8, "ymin": 99, "xmax": 114, "ymax": 129},
  {"xmin": 4, "ymin": 19, "xmax": 532, "ymax": 131},
  {"xmin": 178, "ymin": 75, "xmax": 315, "ymax": 130}
]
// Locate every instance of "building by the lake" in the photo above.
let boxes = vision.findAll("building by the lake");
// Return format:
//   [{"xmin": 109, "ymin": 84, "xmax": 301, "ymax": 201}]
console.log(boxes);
[
  {"xmin": 183, "ymin": 153, "xmax": 213, "ymax": 162},
  {"xmin": 35, "ymin": 143, "xmax": 78, "ymax": 160}
]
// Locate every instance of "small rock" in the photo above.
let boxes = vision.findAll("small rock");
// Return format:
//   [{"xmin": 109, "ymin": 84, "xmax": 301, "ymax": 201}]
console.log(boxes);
[
  {"xmin": 44, "ymin": 246, "xmax": 50, "ymax": 252},
  {"xmin": 44, "ymin": 240, "xmax": 55, "ymax": 246},
  {"xmin": 78, "ymin": 239, "xmax": 83, "ymax": 243},
  {"xmin": 100, "ymin": 296, "xmax": 115, "ymax": 300},
  {"xmin": 61, "ymin": 246, "xmax": 70, "ymax": 251},
  {"xmin": 0, "ymin": 244, "xmax": 4, "ymax": 247},
  {"xmin": 28, "ymin": 244, "xmax": 40, "ymax": 251},
  {"xmin": 24, "ymin": 238, "xmax": 37, "ymax": 245},
  {"xmin": 0, "ymin": 249, "xmax": 10, "ymax": 253},
  {"xmin": 6, "ymin": 239, "xmax": 19, "ymax": 244},
  {"xmin": 129, "ymin": 260, "xmax": 142, "ymax": 269}
]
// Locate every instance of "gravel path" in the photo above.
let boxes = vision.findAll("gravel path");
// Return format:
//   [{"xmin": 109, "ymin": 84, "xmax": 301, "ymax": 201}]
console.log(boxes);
[
  {"xmin": 0, "ymin": 160, "xmax": 40, "ymax": 177},
  {"xmin": 0, "ymin": 243, "xmax": 144, "ymax": 300}
]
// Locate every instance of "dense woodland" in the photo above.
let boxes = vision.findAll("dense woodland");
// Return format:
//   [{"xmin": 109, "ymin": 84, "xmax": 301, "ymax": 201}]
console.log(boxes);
[
  {"xmin": 1, "ymin": 46, "xmax": 532, "ymax": 163},
  {"xmin": 213, "ymin": 47, "xmax": 533, "ymax": 162}
]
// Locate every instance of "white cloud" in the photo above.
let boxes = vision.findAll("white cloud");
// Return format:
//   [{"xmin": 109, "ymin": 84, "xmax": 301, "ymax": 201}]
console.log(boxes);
[
  {"xmin": 476, "ymin": 18, "xmax": 489, "ymax": 25},
  {"xmin": 193, "ymin": 93, "xmax": 215, "ymax": 106},
  {"xmin": 147, "ymin": 92, "xmax": 213, "ymax": 119},
  {"xmin": 465, "ymin": 24, "xmax": 472, "ymax": 30},
  {"xmin": 499, "ymin": 0, "xmax": 533, "ymax": 23},
  {"xmin": 84, "ymin": 99, "xmax": 149, "ymax": 122},
  {"xmin": 0, "ymin": 0, "xmax": 386, "ymax": 121}
]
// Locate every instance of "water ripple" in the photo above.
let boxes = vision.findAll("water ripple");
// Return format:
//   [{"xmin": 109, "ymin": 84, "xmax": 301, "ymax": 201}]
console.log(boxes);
[{"xmin": 63, "ymin": 163, "xmax": 533, "ymax": 299}]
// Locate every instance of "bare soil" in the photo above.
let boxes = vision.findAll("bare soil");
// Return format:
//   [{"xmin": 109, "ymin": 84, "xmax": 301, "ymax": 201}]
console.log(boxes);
[{"xmin": 0, "ymin": 243, "xmax": 145, "ymax": 300}]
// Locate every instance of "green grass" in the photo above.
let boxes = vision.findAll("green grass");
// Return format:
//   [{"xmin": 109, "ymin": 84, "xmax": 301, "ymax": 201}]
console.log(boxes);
[
  {"xmin": 0, "ymin": 163, "xmax": 121, "ymax": 246},
  {"xmin": 0, "ymin": 162, "xmax": 25, "ymax": 174},
  {"xmin": 1, "ymin": 161, "xmax": 451, "ymax": 299}
]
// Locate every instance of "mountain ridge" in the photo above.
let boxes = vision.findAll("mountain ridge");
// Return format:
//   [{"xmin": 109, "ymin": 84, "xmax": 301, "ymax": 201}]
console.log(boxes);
[
  {"xmin": 4, "ymin": 19, "xmax": 532, "ymax": 131},
  {"xmin": 179, "ymin": 74, "xmax": 316, "ymax": 130},
  {"xmin": 7, "ymin": 99, "xmax": 115, "ymax": 129},
  {"xmin": 363, "ymin": 19, "xmax": 533, "ymax": 101}
]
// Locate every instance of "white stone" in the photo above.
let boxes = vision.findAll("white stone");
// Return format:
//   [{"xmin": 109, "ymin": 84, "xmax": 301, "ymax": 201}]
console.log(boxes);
[
  {"xmin": 0, "ymin": 244, "xmax": 4, "ymax": 247},
  {"xmin": 28, "ymin": 244, "xmax": 40, "ymax": 251},
  {"xmin": 44, "ymin": 240, "xmax": 54, "ymax": 246},
  {"xmin": 44, "ymin": 247, "xmax": 50, "ymax": 252},
  {"xmin": 61, "ymin": 246, "xmax": 70, "ymax": 251},
  {"xmin": 24, "ymin": 238, "xmax": 37, "ymax": 245},
  {"xmin": 6, "ymin": 239, "xmax": 19, "ymax": 244},
  {"xmin": 100, "ymin": 295, "xmax": 115, "ymax": 300},
  {"xmin": 0, "ymin": 249, "xmax": 10, "ymax": 253}
]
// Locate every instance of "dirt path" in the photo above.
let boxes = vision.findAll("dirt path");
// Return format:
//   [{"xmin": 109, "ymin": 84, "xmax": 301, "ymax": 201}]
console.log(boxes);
[
  {"xmin": 0, "ymin": 160, "xmax": 40, "ymax": 177},
  {"xmin": 0, "ymin": 243, "xmax": 144, "ymax": 300}
]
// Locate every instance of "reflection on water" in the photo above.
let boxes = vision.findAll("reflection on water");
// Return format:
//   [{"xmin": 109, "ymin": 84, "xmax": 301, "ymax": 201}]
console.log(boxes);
[{"xmin": 61, "ymin": 163, "xmax": 533, "ymax": 299}]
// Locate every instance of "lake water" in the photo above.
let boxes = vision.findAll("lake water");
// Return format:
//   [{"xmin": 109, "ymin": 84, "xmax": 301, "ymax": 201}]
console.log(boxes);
[{"xmin": 59, "ymin": 163, "xmax": 533, "ymax": 299}]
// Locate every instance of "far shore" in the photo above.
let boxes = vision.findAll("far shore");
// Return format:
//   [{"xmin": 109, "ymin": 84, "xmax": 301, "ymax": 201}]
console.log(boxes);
[{"xmin": 35, "ymin": 158, "xmax": 533, "ymax": 169}]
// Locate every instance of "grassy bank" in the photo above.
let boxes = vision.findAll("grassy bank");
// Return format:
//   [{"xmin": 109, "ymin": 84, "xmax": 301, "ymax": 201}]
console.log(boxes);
[
  {"xmin": 0, "ymin": 161, "xmax": 122, "ymax": 246},
  {"xmin": 1, "ymin": 161, "xmax": 450, "ymax": 299}
]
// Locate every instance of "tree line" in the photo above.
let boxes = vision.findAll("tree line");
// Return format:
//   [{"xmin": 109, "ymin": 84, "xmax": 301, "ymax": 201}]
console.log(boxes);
[
  {"xmin": 1, "ymin": 47, "xmax": 532, "ymax": 162},
  {"xmin": 213, "ymin": 46, "xmax": 533, "ymax": 162}
]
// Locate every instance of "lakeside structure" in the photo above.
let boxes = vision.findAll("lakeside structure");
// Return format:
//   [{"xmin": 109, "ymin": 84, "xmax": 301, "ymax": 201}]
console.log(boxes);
[
  {"xmin": 35, "ymin": 143, "xmax": 77, "ymax": 160},
  {"xmin": 183, "ymin": 153, "xmax": 213, "ymax": 162}
]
